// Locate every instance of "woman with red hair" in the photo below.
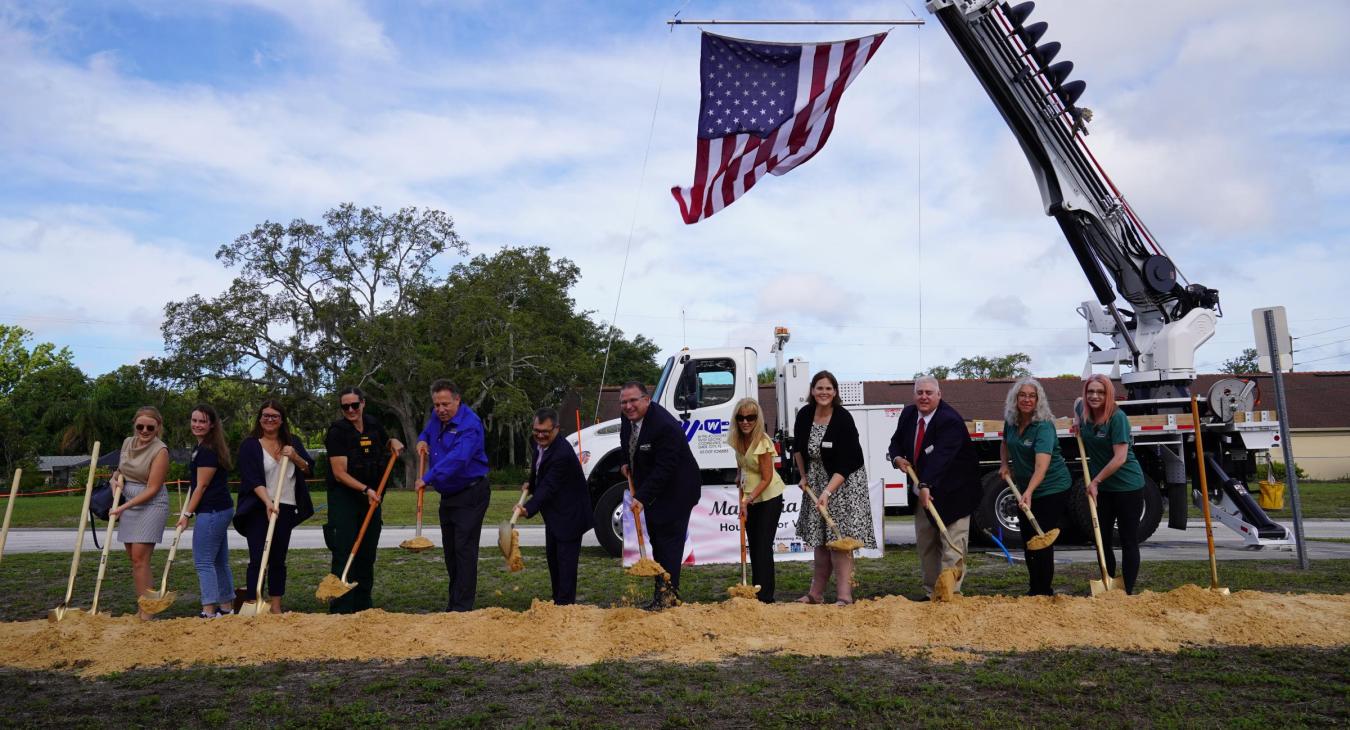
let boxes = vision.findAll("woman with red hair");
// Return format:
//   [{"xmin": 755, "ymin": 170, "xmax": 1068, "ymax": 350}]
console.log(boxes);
[{"xmin": 1076, "ymin": 374, "xmax": 1146, "ymax": 594}]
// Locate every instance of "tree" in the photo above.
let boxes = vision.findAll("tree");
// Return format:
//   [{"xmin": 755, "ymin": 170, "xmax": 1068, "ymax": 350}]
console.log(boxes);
[
  {"xmin": 758, "ymin": 366, "xmax": 776, "ymax": 385},
  {"xmin": 916, "ymin": 353, "xmax": 1031, "ymax": 381},
  {"xmin": 159, "ymin": 203, "xmax": 467, "ymax": 446},
  {"xmin": 0, "ymin": 326, "xmax": 80, "ymax": 474},
  {"xmin": 1221, "ymin": 348, "xmax": 1260, "ymax": 375}
]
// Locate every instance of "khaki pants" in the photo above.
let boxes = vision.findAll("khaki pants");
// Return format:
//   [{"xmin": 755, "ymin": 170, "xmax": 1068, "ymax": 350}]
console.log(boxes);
[{"xmin": 915, "ymin": 506, "xmax": 969, "ymax": 596}]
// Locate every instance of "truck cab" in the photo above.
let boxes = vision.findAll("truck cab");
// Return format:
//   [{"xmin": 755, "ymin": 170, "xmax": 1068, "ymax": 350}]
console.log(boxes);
[{"xmin": 569, "ymin": 347, "xmax": 758, "ymax": 556}]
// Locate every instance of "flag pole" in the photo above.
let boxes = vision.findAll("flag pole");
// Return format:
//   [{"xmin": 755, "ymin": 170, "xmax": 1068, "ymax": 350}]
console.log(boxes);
[{"xmin": 669, "ymin": 19, "xmax": 924, "ymax": 26}]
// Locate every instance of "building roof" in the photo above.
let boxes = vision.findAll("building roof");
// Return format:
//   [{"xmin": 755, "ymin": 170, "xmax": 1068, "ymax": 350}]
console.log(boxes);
[{"xmin": 36, "ymin": 455, "xmax": 90, "ymax": 472}]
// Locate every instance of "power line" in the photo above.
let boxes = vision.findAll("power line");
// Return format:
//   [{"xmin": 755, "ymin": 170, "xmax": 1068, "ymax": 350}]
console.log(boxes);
[
  {"xmin": 1295, "ymin": 323, "xmax": 1350, "ymax": 339},
  {"xmin": 1294, "ymin": 336, "xmax": 1350, "ymax": 354},
  {"xmin": 1297, "ymin": 350, "xmax": 1350, "ymax": 366}
]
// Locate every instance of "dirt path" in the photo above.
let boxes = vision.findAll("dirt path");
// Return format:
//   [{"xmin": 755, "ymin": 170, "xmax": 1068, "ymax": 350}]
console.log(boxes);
[{"xmin": 4, "ymin": 586, "xmax": 1348, "ymax": 676}]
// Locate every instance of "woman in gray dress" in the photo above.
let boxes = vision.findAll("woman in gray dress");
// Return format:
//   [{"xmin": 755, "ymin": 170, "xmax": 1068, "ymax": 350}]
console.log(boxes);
[
  {"xmin": 791, "ymin": 371, "xmax": 874, "ymax": 605},
  {"xmin": 110, "ymin": 406, "xmax": 171, "ymax": 620}
]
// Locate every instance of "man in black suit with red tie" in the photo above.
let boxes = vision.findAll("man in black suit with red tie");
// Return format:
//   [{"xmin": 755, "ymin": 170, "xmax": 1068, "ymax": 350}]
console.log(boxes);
[
  {"xmin": 887, "ymin": 375, "xmax": 981, "ymax": 598},
  {"xmin": 514, "ymin": 408, "xmax": 593, "ymax": 605},
  {"xmin": 618, "ymin": 381, "xmax": 701, "ymax": 610}
]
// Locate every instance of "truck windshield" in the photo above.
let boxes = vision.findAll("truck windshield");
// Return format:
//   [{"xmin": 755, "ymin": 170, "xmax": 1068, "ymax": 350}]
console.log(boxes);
[{"xmin": 653, "ymin": 356, "xmax": 675, "ymax": 400}]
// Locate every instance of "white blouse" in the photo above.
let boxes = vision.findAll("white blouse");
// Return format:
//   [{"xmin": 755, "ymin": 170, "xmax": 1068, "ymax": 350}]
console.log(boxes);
[{"xmin": 262, "ymin": 449, "xmax": 297, "ymax": 506}]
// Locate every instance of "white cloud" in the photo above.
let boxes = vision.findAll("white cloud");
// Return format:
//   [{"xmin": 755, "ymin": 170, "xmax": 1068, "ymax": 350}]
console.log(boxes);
[{"xmin": 221, "ymin": 0, "xmax": 394, "ymax": 62}]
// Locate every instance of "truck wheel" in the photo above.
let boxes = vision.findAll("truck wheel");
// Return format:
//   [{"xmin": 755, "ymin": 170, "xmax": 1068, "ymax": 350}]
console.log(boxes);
[
  {"xmin": 1068, "ymin": 474, "xmax": 1163, "ymax": 544},
  {"xmin": 973, "ymin": 470, "xmax": 1024, "ymax": 549},
  {"xmin": 592, "ymin": 481, "xmax": 626, "ymax": 558}
]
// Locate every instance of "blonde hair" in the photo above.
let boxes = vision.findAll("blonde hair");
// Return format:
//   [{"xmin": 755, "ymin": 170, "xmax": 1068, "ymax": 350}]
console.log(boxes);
[
  {"xmin": 727, "ymin": 397, "xmax": 770, "ymax": 455},
  {"xmin": 132, "ymin": 406, "xmax": 164, "ymax": 428},
  {"xmin": 1080, "ymin": 374, "xmax": 1118, "ymax": 427}
]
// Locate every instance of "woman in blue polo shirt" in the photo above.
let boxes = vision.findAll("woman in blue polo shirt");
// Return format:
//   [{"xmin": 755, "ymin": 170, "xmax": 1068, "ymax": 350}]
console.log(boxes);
[
  {"xmin": 999, "ymin": 377, "xmax": 1072, "ymax": 596},
  {"xmin": 1078, "ymin": 374, "xmax": 1146, "ymax": 594}
]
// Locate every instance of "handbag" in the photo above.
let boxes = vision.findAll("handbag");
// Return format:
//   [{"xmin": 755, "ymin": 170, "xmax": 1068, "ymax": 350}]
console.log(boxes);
[{"xmin": 90, "ymin": 479, "xmax": 118, "ymax": 521}]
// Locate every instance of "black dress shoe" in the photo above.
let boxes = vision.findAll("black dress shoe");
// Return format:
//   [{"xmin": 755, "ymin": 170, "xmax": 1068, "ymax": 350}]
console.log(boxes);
[{"xmin": 908, "ymin": 594, "xmax": 930, "ymax": 602}]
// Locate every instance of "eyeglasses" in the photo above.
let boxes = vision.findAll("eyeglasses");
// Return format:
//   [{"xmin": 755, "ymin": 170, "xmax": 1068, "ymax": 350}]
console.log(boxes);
[
  {"xmin": 260, "ymin": 413, "xmax": 282, "ymax": 422},
  {"xmin": 134, "ymin": 423, "xmax": 157, "ymax": 432},
  {"xmin": 340, "ymin": 402, "xmax": 362, "ymax": 411},
  {"xmin": 1086, "ymin": 388, "xmax": 1107, "ymax": 395},
  {"xmin": 532, "ymin": 428, "xmax": 556, "ymax": 436},
  {"xmin": 1016, "ymin": 393, "xmax": 1038, "ymax": 400},
  {"xmin": 735, "ymin": 414, "xmax": 757, "ymax": 423}
]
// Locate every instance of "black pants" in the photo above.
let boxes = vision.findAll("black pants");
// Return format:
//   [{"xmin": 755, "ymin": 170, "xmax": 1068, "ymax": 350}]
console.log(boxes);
[
  {"xmin": 242, "ymin": 504, "xmax": 300, "ymax": 600},
  {"xmin": 646, "ymin": 509, "xmax": 692, "ymax": 600},
  {"xmin": 324, "ymin": 490, "xmax": 381, "ymax": 614},
  {"xmin": 1016, "ymin": 488, "xmax": 1069, "ymax": 596},
  {"xmin": 745, "ymin": 496, "xmax": 783, "ymax": 603},
  {"xmin": 545, "ymin": 532, "xmax": 582, "ymax": 605},
  {"xmin": 1097, "ymin": 489, "xmax": 1144, "ymax": 594},
  {"xmin": 438, "ymin": 477, "xmax": 491, "ymax": 612}
]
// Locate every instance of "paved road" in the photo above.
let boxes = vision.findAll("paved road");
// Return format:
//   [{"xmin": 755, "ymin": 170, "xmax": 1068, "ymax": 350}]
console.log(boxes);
[{"xmin": 5, "ymin": 519, "xmax": 1347, "ymax": 561}]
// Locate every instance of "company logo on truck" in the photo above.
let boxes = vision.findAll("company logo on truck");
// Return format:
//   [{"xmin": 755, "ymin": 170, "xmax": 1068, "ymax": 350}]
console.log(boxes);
[
  {"xmin": 682, "ymin": 418, "xmax": 729, "ymax": 441},
  {"xmin": 683, "ymin": 418, "xmax": 732, "ymax": 456}
]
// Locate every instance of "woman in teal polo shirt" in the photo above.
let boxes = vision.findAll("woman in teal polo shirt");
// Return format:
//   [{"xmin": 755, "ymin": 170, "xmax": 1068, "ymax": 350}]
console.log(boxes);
[
  {"xmin": 999, "ymin": 377, "xmax": 1072, "ymax": 596},
  {"xmin": 1077, "ymin": 373, "xmax": 1146, "ymax": 594}
]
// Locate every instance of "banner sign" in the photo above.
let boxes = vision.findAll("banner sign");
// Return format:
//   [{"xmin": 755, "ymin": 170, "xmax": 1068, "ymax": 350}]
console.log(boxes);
[{"xmin": 622, "ymin": 479, "xmax": 885, "ymax": 566}]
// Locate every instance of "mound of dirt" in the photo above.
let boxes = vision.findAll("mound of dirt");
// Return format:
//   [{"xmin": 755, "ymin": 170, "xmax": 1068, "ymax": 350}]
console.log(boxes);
[{"xmin": 5, "ymin": 586, "xmax": 1348, "ymax": 676}]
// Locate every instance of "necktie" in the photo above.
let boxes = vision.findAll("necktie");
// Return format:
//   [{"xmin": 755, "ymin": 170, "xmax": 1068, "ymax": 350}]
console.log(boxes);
[
  {"xmin": 913, "ymin": 417, "xmax": 926, "ymax": 469},
  {"xmin": 628, "ymin": 420, "xmax": 641, "ymax": 468}
]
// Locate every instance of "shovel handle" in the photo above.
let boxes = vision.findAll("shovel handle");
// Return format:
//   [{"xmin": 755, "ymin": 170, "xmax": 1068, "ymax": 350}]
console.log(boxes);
[
  {"xmin": 60, "ymin": 442, "xmax": 101, "ymax": 611},
  {"xmin": 797, "ymin": 481, "xmax": 842, "ymax": 539},
  {"xmin": 1190, "ymin": 394, "xmax": 1223, "ymax": 591},
  {"xmin": 158, "ymin": 479, "xmax": 203, "ymax": 594},
  {"xmin": 903, "ymin": 464, "xmax": 963, "ymax": 554},
  {"xmin": 347, "ymin": 451, "xmax": 399, "ymax": 561},
  {"xmin": 1075, "ymin": 433, "xmax": 1113, "ymax": 589},
  {"xmin": 415, "ymin": 452, "xmax": 426, "ymax": 537},
  {"xmin": 0, "ymin": 468, "xmax": 21, "ymax": 563},
  {"xmin": 625, "ymin": 471, "xmax": 648, "ymax": 560},
  {"xmin": 1002, "ymin": 475, "xmax": 1047, "ymax": 538},
  {"xmin": 738, "ymin": 498, "xmax": 748, "ymax": 584},
  {"xmin": 509, "ymin": 491, "xmax": 528, "ymax": 526},
  {"xmin": 252, "ymin": 459, "xmax": 291, "ymax": 613},
  {"xmin": 89, "ymin": 482, "xmax": 123, "ymax": 615}
]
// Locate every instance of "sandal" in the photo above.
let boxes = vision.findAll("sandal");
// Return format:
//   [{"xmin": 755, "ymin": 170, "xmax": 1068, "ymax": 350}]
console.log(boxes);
[
  {"xmin": 795, "ymin": 594, "xmax": 822, "ymax": 604},
  {"xmin": 835, "ymin": 598, "xmax": 854, "ymax": 606}
]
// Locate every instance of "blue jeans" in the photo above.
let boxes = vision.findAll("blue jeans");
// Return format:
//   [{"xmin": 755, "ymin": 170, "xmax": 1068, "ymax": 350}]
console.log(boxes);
[{"xmin": 192, "ymin": 508, "xmax": 235, "ymax": 607}]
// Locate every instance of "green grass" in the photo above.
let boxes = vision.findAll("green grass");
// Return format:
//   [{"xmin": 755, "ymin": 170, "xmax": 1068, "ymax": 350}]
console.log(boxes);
[
  {"xmin": 0, "ymin": 487, "xmax": 526, "ymax": 529},
  {"xmin": 0, "ymin": 647, "xmax": 1345, "ymax": 728},
  {"xmin": 1262, "ymin": 480, "xmax": 1350, "ymax": 520},
  {"xmin": 1, "ymin": 544, "xmax": 1347, "ymax": 622}
]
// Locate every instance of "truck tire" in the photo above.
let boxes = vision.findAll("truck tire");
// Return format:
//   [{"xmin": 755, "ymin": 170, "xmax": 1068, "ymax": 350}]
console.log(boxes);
[
  {"xmin": 592, "ymin": 481, "xmax": 627, "ymax": 558},
  {"xmin": 1068, "ymin": 474, "xmax": 1163, "ymax": 545},
  {"xmin": 973, "ymin": 470, "xmax": 1024, "ymax": 550}
]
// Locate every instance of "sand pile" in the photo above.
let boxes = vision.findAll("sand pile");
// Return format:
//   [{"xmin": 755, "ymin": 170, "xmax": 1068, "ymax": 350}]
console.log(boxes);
[
  {"xmin": 315, "ymin": 574, "xmax": 353, "ymax": 602},
  {"xmin": 626, "ymin": 557, "xmax": 667, "ymax": 578},
  {"xmin": 136, "ymin": 593, "xmax": 175, "ymax": 615},
  {"xmin": 5, "ymin": 586, "xmax": 1348, "ymax": 676},
  {"xmin": 399, "ymin": 536, "xmax": 434, "ymax": 552},
  {"xmin": 825, "ymin": 537, "xmax": 863, "ymax": 552},
  {"xmin": 505, "ymin": 530, "xmax": 524, "ymax": 573},
  {"xmin": 726, "ymin": 584, "xmax": 760, "ymax": 599}
]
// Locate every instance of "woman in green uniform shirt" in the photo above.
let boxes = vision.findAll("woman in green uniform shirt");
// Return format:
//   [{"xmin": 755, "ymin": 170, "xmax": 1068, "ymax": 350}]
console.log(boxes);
[
  {"xmin": 1077, "ymin": 374, "xmax": 1146, "ymax": 594},
  {"xmin": 998, "ymin": 377, "xmax": 1072, "ymax": 596},
  {"xmin": 324, "ymin": 387, "xmax": 403, "ymax": 613}
]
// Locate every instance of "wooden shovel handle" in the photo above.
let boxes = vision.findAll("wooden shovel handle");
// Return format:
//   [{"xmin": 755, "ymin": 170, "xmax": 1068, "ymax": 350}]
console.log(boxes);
[
  {"xmin": 1002, "ymin": 475, "xmax": 1047, "ymax": 537},
  {"xmin": 625, "ymin": 471, "xmax": 648, "ymax": 559},
  {"xmin": 797, "ymin": 481, "xmax": 840, "ymax": 534},
  {"xmin": 348, "ymin": 451, "xmax": 399, "ymax": 559},
  {"xmin": 1076, "ymin": 433, "xmax": 1113, "ymax": 589}
]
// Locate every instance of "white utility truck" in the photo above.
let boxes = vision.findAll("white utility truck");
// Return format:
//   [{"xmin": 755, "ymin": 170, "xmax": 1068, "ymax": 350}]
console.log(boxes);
[{"xmin": 573, "ymin": 0, "xmax": 1294, "ymax": 557}]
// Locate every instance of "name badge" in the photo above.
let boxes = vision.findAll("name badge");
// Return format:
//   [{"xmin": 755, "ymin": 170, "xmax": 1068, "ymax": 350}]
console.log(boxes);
[
  {"xmin": 924, "ymin": 444, "xmax": 934, "ymax": 454},
  {"xmin": 639, "ymin": 444, "xmax": 652, "ymax": 451},
  {"xmin": 1022, "ymin": 439, "xmax": 1033, "ymax": 447},
  {"xmin": 821, "ymin": 441, "xmax": 834, "ymax": 448}
]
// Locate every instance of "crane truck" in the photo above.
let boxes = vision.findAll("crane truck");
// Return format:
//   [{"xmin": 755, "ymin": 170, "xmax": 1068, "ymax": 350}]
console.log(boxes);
[{"xmin": 569, "ymin": 0, "xmax": 1293, "ymax": 557}]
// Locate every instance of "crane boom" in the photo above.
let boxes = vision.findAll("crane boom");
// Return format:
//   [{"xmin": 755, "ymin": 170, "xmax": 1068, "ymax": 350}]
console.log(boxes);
[{"xmin": 928, "ymin": 0, "xmax": 1221, "ymax": 395}]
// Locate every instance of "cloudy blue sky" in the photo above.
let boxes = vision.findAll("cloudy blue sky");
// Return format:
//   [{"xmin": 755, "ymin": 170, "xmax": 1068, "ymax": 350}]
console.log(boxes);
[{"xmin": 3, "ymin": 0, "xmax": 1348, "ymax": 384}]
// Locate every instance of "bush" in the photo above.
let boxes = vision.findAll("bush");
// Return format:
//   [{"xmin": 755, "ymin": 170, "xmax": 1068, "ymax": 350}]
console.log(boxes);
[
  {"xmin": 1265, "ymin": 460, "xmax": 1307, "ymax": 481},
  {"xmin": 490, "ymin": 464, "xmax": 529, "ymax": 488}
]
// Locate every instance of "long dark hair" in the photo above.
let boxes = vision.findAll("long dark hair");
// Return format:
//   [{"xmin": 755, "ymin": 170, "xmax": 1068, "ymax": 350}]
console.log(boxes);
[
  {"xmin": 193, "ymin": 403, "xmax": 233, "ymax": 470},
  {"xmin": 248, "ymin": 398, "xmax": 294, "ymax": 445}
]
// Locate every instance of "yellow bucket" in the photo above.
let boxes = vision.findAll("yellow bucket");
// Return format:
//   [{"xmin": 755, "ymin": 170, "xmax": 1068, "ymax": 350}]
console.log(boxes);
[{"xmin": 1258, "ymin": 479, "xmax": 1285, "ymax": 510}]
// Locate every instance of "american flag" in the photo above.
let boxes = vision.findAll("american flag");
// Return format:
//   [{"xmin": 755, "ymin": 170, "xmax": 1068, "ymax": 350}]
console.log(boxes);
[{"xmin": 671, "ymin": 31, "xmax": 887, "ymax": 224}]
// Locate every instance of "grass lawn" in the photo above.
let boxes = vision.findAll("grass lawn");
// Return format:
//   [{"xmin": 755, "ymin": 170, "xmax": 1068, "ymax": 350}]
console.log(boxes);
[
  {"xmin": 1, "ymin": 548, "xmax": 1346, "ymax": 727},
  {"xmin": 0, "ymin": 487, "xmax": 526, "ymax": 529},
  {"xmin": 1263, "ymin": 481, "xmax": 1350, "ymax": 520}
]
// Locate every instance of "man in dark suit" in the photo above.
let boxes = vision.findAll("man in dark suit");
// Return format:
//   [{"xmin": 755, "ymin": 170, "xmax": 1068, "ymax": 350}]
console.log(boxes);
[
  {"xmin": 618, "ymin": 381, "xmax": 701, "ymax": 610},
  {"xmin": 514, "ymin": 408, "xmax": 593, "ymax": 605},
  {"xmin": 887, "ymin": 376, "xmax": 981, "ymax": 598}
]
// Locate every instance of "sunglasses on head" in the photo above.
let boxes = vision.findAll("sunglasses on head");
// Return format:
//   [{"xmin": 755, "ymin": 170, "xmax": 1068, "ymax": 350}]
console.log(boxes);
[
  {"xmin": 340, "ymin": 402, "xmax": 362, "ymax": 411},
  {"xmin": 135, "ymin": 423, "xmax": 157, "ymax": 432},
  {"xmin": 734, "ymin": 414, "xmax": 757, "ymax": 423}
]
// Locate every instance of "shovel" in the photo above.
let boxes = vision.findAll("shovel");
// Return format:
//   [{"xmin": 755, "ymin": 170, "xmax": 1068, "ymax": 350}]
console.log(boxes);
[
  {"xmin": 497, "ymin": 491, "xmax": 528, "ymax": 572},
  {"xmin": 317, "ymin": 451, "xmax": 399, "ymax": 602},
  {"xmin": 89, "ymin": 477, "xmax": 124, "ymax": 616},
  {"xmin": 1189, "ymin": 394, "xmax": 1229, "ymax": 596},
  {"xmin": 1074, "ymin": 432, "xmax": 1115, "ymax": 596},
  {"xmin": 623, "ymin": 471, "xmax": 666, "ymax": 578},
  {"xmin": 51, "ymin": 442, "xmax": 101, "ymax": 622},
  {"xmin": 902, "ymin": 464, "xmax": 965, "ymax": 601},
  {"xmin": 238, "ymin": 459, "xmax": 290, "ymax": 617},
  {"xmin": 726, "ymin": 496, "xmax": 759, "ymax": 599},
  {"xmin": 400, "ymin": 451, "xmax": 434, "ymax": 552},
  {"xmin": 0, "ymin": 468, "xmax": 21, "ymax": 564},
  {"xmin": 1003, "ymin": 475, "xmax": 1059, "ymax": 551},
  {"xmin": 138, "ymin": 483, "xmax": 199, "ymax": 615},
  {"xmin": 798, "ymin": 482, "xmax": 862, "ymax": 552}
]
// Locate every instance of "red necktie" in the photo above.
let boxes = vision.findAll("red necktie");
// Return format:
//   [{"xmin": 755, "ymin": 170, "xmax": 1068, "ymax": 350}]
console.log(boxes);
[{"xmin": 913, "ymin": 417, "xmax": 925, "ymax": 468}]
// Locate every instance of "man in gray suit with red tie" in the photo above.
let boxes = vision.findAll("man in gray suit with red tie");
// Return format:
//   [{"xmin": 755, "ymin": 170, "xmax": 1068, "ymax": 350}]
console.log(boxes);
[
  {"xmin": 888, "ymin": 376, "xmax": 981, "ymax": 599},
  {"xmin": 618, "ymin": 381, "xmax": 701, "ymax": 610}
]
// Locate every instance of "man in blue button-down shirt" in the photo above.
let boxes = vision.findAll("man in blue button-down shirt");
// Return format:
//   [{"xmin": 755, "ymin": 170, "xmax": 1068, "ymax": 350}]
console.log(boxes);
[{"xmin": 415, "ymin": 379, "xmax": 490, "ymax": 611}]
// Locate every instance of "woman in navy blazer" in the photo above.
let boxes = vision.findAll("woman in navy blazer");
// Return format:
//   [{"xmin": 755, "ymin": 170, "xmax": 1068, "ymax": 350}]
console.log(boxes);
[{"xmin": 234, "ymin": 399, "xmax": 314, "ymax": 614}]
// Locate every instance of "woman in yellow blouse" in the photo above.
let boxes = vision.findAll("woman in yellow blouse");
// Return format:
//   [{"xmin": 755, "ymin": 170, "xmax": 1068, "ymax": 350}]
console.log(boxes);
[{"xmin": 728, "ymin": 398, "xmax": 785, "ymax": 602}]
